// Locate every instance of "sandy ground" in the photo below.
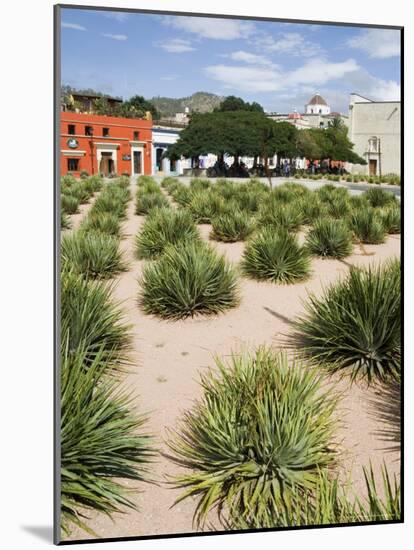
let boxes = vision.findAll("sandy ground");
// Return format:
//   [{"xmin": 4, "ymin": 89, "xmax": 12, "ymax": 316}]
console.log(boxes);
[{"xmin": 64, "ymin": 185, "xmax": 401, "ymax": 541}]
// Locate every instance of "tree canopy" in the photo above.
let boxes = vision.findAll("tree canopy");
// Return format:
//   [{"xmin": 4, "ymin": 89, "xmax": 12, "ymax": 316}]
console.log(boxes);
[{"xmin": 214, "ymin": 95, "xmax": 264, "ymax": 113}]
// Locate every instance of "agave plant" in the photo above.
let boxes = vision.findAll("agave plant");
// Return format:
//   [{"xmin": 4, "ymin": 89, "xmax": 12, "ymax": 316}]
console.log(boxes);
[
  {"xmin": 211, "ymin": 210, "xmax": 255, "ymax": 242},
  {"xmin": 294, "ymin": 259, "xmax": 401, "ymax": 383},
  {"xmin": 135, "ymin": 208, "xmax": 200, "ymax": 259},
  {"xmin": 299, "ymin": 194, "xmax": 328, "ymax": 225},
  {"xmin": 326, "ymin": 195, "xmax": 351, "ymax": 219},
  {"xmin": 61, "ymin": 231, "xmax": 126, "ymax": 279},
  {"xmin": 92, "ymin": 194, "xmax": 127, "ymax": 220},
  {"xmin": 258, "ymin": 201, "xmax": 303, "ymax": 232},
  {"xmin": 188, "ymin": 191, "xmax": 224, "ymax": 223},
  {"xmin": 242, "ymin": 228, "xmax": 311, "ymax": 284},
  {"xmin": 61, "ymin": 269, "xmax": 131, "ymax": 371},
  {"xmin": 364, "ymin": 187, "xmax": 398, "ymax": 208},
  {"xmin": 139, "ymin": 242, "xmax": 239, "ymax": 319},
  {"xmin": 61, "ymin": 194, "xmax": 80, "ymax": 215},
  {"xmin": 190, "ymin": 178, "xmax": 210, "ymax": 192},
  {"xmin": 167, "ymin": 348, "xmax": 338, "ymax": 529},
  {"xmin": 68, "ymin": 182, "xmax": 92, "ymax": 204},
  {"xmin": 381, "ymin": 204, "xmax": 401, "ymax": 234},
  {"xmin": 61, "ymin": 211, "xmax": 72, "ymax": 230},
  {"xmin": 60, "ymin": 343, "xmax": 154, "ymax": 536},
  {"xmin": 228, "ymin": 463, "xmax": 400, "ymax": 529},
  {"xmin": 306, "ymin": 218, "xmax": 353, "ymax": 259},
  {"xmin": 135, "ymin": 192, "xmax": 169, "ymax": 215},
  {"xmin": 81, "ymin": 212, "xmax": 121, "ymax": 237},
  {"xmin": 349, "ymin": 208, "xmax": 386, "ymax": 244},
  {"xmin": 171, "ymin": 185, "xmax": 193, "ymax": 207}
]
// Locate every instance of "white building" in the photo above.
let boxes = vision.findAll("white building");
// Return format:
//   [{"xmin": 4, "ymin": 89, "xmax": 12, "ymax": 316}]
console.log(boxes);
[
  {"xmin": 305, "ymin": 93, "xmax": 331, "ymax": 115},
  {"xmin": 347, "ymin": 93, "xmax": 401, "ymax": 176},
  {"xmin": 152, "ymin": 126, "xmax": 191, "ymax": 176}
]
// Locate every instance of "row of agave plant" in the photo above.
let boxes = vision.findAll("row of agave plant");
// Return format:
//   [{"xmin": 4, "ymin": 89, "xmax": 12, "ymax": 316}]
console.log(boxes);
[
  {"xmin": 294, "ymin": 172, "xmax": 400, "ymax": 186},
  {"xmin": 131, "ymin": 176, "xmax": 401, "ymax": 529},
  {"xmin": 132, "ymin": 177, "xmax": 400, "ymax": 320},
  {"xmin": 60, "ymin": 176, "xmax": 156, "ymax": 537},
  {"xmin": 60, "ymin": 174, "xmax": 103, "ymax": 229}
]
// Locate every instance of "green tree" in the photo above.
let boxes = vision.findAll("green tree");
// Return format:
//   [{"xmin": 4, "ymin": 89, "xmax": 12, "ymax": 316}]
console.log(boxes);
[
  {"xmin": 214, "ymin": 95, "xmax": 264, "ymax": 113},
  {"xmin": 118, "ymin": 95, "xmax": 160, "ymax": 120}
]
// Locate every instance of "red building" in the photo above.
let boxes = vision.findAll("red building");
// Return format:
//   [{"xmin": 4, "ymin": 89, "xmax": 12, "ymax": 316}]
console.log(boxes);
[{"xmin": 60, "ymin": 111, "xmax": 152, "ymax": 177}]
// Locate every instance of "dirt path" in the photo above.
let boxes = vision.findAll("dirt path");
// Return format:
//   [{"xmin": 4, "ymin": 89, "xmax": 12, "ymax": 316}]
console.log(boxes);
[{"xmin": 65, "ymin": 185, "xmax": 400, "ymax": 541}]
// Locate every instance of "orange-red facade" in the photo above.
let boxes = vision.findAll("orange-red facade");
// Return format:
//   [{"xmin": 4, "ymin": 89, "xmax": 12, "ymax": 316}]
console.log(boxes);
[{"xmin": 60, "ymin": 112, "xmax": 152, "ymax": 177}]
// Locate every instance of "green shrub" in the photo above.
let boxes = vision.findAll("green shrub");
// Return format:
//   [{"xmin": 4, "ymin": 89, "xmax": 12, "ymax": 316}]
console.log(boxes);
[
  {"xmin": 68, "ymin": 182, "xmax": 92, "ymax": 204},
  {"xmin": 349, "ymin": 195, "xmax": 369, "ymax": 211},
  {"xmin": 211, "ymin": 210, "xmax": 255, "ymax": 242},
  {"xmin": 92, "ymin": 191, "xmax": 128, "ymax": 219},
  {"xmin": 229, "ymin": 463, "xmax": 400, "ymax": 529},
  {"xmin": 168, "ymin": 348, "xmax": 338, "ymax": 528},
  {"xmin": 61, "ymin": 194, "xmax": 80, "ymax": 215},
  {"xmin": 86, "ymin": 175, "xmax": 103, "ymax": 192},
  {"xmin": 190, "ymin": 178, "xmax": 210, "ymax": 192},
  {"xmin": 135, "ymin": 208, "xmax": 200, "ymax": 259},
  {"xmin": 61, "ymin": 269, "xmax": 131, "ymax": 371},
  {"xmin": 381, "ymin": 205, "xmax": 401, "ymax": 234},
  {"xmin": 171, "ymin": 185, "xmax": 193, "ymax": 207},
  {"xmin": 61, "ymin": 211, "xmax": 71, "ymax": 230},
  {"xmin": 364, "ymin": 188, "xmax": 398, "ymax": 208},
  {"xmin": 135, "ymin": 192, "xmax": 169, "ymax": 215},
  {"xmin": 349, "ymin": 208, "xmax": 386, "ymax": 244},
  {"xmin": 137, "ymin": 175, "xmax": 158, "ymax": 189},
  {"xmin": 60, "ymin": 344, "xmax": 153, "ymax": 536},
  {"xmin": 81, "ymin": 212, "xmax": 121, "ymax": 237},
  {"xmin": 242, "ymin": 228, "xmax": 311, "ymax": 284},
  {"xmin": 306, "ymin": 218, "xmax": 353, "ymax": 259},
  {"xmin": 139, "ymin": 242, "xmax": 239, "ymax": 319},
  {"xmin": 293, "ymin": 259, "xmax": 400, "ymax": 382},
  {"xmin": 258, "ymin": 201, "xmax": 303, "ymax": 232},
  {"xmin": 188, "ymin": 191, "xmax": 224, "ymax": 223},
  {"xmin": 161, "ymin": 176, "xmax": 179, "ymax": 190},
  {"xmin": 61, "ymin": 231, "xmax": 126, "ymax": 279},
  {"xmin": 326, "ymin": 195, "xmax": 351, "ymax": 218},
  {"xmin": 299, "ymin": 194, "xmax": 328, "ymax": 225}
]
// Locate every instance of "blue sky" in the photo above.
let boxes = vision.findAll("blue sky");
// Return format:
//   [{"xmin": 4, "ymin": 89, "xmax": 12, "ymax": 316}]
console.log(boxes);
[{"xmin": 60, "ymin": 8, "xmax": 401, "ymax": 114}]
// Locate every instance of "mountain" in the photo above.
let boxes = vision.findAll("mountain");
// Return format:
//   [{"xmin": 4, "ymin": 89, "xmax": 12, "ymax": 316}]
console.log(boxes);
[{"xmin": 150, "ymin": 92, "xmax": 224, "ymax": 117}]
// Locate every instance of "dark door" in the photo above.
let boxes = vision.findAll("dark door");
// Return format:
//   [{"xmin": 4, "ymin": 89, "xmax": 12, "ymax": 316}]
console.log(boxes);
[
  {"xmin": 133, "ymin": 150, "xmax": 142, "ymax": 174},
  {"xmin": 369, "ymin": 159, "xmax": 377, "ymax": 176}
]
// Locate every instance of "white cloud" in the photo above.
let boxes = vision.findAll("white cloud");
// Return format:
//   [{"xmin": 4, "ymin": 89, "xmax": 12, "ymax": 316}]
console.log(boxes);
[
  {"xmin": 205, "ymin": 58, "xmax": 360, "ymax": 93},
  {"xmin": 101, "ymin": 33, "xmax": 127, "ymax": 41},
  {"xmin": 162, "ymin": 15, "xmax": 255, "ymax": 40},
  {"xmin": 286, "ymin": 58, "xmax": 360, "ymax": 87},
  {"xmin": 255, "ymin": 32, "xmax": 322, "ymax": 57},
  {"xmin": 102, "ymin": 11, "xmax": 129, "ymax": 23},
  {"xmin": 226, "ymin": 50, "xmax": 274, "ymax": 66},
  {"xmin": 370, "ymin": 79, "xmax": 400, "ymax": 100},
  {"xmin": 205, "ymin": 64, "xmax": 282, "ymax": 92},
  {"xmin": 347, "ymin": 29, "xmax": 400, "ymax": 58},
  {"xmin": 154, "ymin": 38, "xmax": 195, "ymax": 53},
  {"xmin": 61, "ymin": 22, "xmax": 86, "ymax": 31}
]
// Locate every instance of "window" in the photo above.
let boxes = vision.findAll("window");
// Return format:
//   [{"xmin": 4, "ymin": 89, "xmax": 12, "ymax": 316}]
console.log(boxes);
[
  {"xmin": 368, "ymin": 137, "xmax": 378, "ymax": 153},
  {"xmin": 67, "ymin": 158, "xmax": 79, "ymax": 171},
  {"xmin": 68, "ymin": 124, "xmax": 76, "ymax": 135},
  {"xmin": 85, "ymin": 125, "xmax": 93, "ymax": 136},
  {"xmin": 319, "ymin": 122, "xmax": 324, "ymax": 128},
  {"xmin": 133, "ymin": 130, "xmax": 139, "ymax": 141},
  {"xmin": 319, "ymin": 109, "xmax": 322, "ymax": 114},
  {"xmin": 103, "ymin": 127, "xmax": 110, "ymax": 137}
]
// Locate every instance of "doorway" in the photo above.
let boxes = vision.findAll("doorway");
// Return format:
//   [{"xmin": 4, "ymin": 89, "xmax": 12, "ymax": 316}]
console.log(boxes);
[
  {"xmin": 99, "ymin": 152, "xmax": 114, "ymax": 176},
  {"xmin": 133, "ymin": 150, "xmax": 142, "ymax": 175},
  {"xmin": 369, "ymin": 159, "xmax": 377, "ymax": 176},
  {"xmin": 156, "ymin": 148, "xmax": 164, "ymax": 172}
]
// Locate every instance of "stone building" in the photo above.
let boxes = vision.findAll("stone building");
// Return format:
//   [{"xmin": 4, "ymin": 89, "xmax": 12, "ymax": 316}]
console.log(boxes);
[{"xmin": 347, "ymin": 93, "xmax": 401, "ymax": 176}]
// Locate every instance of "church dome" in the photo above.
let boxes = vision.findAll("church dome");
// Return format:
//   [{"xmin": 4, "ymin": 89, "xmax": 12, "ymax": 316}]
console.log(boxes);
[{"xmin": 307, "ymin": 93, "xmax": 328, "ymax": 106}]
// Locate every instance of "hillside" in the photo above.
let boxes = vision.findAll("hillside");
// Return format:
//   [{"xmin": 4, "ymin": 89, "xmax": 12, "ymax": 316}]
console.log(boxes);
[{"xmin": 150, "ymin": 91, "xmax": 224, "ymax": 117}]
